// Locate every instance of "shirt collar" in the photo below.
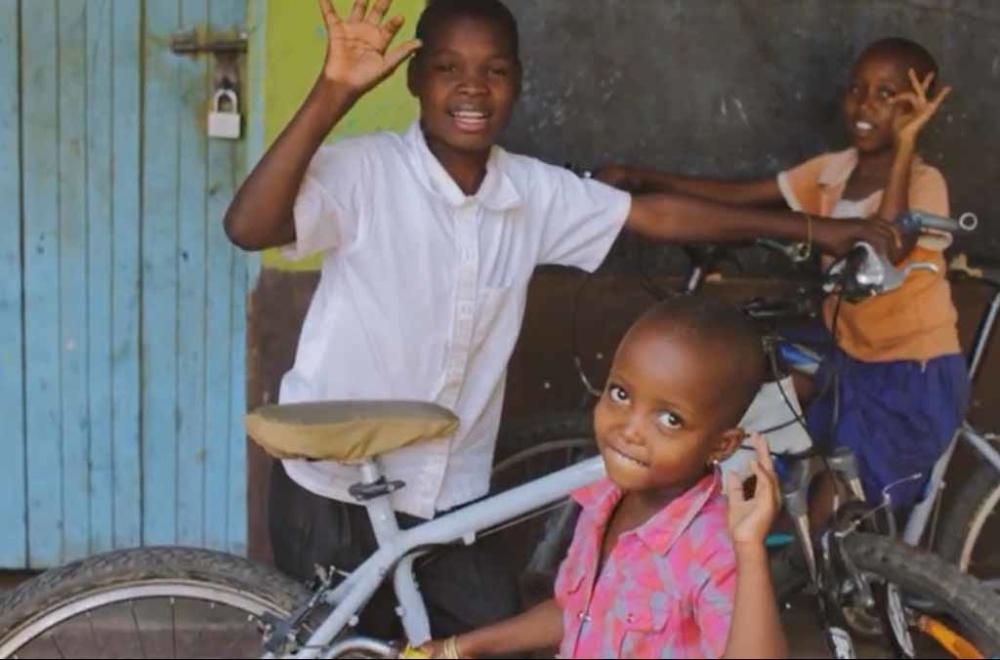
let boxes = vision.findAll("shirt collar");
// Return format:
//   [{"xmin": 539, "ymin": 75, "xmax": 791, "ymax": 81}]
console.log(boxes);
[
  {"xmin": 572, "ymin": 469, "xmax": 722, "ymax": 556},
  {"xmin": 817, "ymin": 147, "xmax": 859, "ymax": 187},
  {"xmin": 404, "ymin": 121, "xmax": 522, "ymax": 212}
]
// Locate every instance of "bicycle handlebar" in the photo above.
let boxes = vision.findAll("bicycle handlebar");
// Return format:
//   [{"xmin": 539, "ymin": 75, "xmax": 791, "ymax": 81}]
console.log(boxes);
[{"xmin": 828, "ymin": 209, "xmax": 976, "ymax": 300}]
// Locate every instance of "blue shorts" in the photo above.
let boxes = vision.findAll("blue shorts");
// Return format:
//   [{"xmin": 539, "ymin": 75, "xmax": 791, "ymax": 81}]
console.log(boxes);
[{"xmin": 804, "ymin": 342, "xmax": 969, "ymax": 510}]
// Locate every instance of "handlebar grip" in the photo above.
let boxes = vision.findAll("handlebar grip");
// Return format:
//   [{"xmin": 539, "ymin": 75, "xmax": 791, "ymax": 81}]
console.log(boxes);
[{"xmin": 900, "ymin": 209, "xmax": 960, "ymax": 233}]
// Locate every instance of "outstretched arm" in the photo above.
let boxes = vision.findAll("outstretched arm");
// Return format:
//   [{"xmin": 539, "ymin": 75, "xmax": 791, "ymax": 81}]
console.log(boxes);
[
  {"xmin": 625, "ymin": 192, "xmax": 902, "ymax": 259},
  {"xmin": 597, "ymin": 165, "xmax": 784, "ymax": 207}
]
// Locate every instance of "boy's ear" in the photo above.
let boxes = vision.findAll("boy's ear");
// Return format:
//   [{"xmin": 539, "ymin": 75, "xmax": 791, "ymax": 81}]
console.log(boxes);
[
  {"xmin": 406, "ymin": 57, "xmax": 420, "ymax": 98},
  {"xmin": 711, "ymin": 428, "xmax": 746, "ymax": 464}
]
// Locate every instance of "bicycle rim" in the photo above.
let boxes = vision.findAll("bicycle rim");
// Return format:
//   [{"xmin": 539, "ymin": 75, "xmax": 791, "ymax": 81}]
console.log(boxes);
[
  {"xmin": 958, "ymin": 479, "xmax": 1000, "ymax": 590},
  {"xmin": 0, "ymin": 580, "xmax": 284, "ymax": 658}
]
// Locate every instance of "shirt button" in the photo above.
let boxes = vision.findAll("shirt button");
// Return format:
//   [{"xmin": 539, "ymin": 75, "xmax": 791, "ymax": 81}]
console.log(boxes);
[{"xmin": 626, "ymin": 613, "xmax": 635, "ymax": 623}]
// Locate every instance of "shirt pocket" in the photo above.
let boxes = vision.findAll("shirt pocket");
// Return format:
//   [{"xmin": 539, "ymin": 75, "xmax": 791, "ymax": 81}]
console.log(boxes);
[{"xmin": 615, "ymin": 598, "xmax": 685, "ymax": 659}]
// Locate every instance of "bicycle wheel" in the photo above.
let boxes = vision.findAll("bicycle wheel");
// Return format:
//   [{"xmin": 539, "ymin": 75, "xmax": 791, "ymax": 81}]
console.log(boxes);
[
  {"xmin": 838, "ymin": 532, "xmax": 1000, "ymax": 658},
  {"xmin": 491, "ymin": 410, "xmax": 597, "ymax": 489},
  {"xmin": 0, "ymin": 547, "xmax": 310, "ymax": 659},
  {"xmin": 490, "ymin": 411, "xmax": 597, "ymax": 603},
  {"xmin": 937, "ymin": 461, "xmax": 1000, "ymax": 592}
]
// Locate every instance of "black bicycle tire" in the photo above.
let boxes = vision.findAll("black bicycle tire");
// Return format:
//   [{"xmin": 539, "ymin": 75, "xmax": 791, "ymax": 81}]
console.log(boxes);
[
  {"xmin": 0, "ymin": 546, "xmax": 310, "ymax": 658},
  {"xmin": 841, "ymin": 532, "xmax": 1000, "ymax": 656}
]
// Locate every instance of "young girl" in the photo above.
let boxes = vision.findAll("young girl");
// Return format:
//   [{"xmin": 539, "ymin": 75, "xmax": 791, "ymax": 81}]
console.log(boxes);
[
  {"xmin": 598, "ymin": 38, "xmax": 964, "ymax": 511},
  {"xmin": 421, "ymin": 297, "xmax": 788, "ymax": 659}
]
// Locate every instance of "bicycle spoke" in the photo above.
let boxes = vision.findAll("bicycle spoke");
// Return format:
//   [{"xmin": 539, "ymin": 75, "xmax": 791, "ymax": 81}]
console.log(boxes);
[
  {"xmin": 86, "ymin": 611, "xmax": 99, "ymax": 654},
  {"xmin": 171, "ymin": 597, "xmax": 177, "ymax": 659},
  {"xmin": 130, "ymin": 600, "xmax": 148, "ymax": 660},
  {"xmin": 49, "ymin": 632, "xmax": 66, "ymax": 659}
]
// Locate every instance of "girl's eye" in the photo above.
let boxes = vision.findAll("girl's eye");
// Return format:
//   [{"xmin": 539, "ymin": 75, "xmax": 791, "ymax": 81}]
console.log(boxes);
[
  {"xmin": 608, "ymin": 385, "xmax": 628, "ymax": 404},
  {"xmin": 657, "ymin": 411, "xmax": 682, "ymax": 429},
  {"xmin": 435, "ymin": 63, "xmax": 457, "ymax": 73},
  {"xmin": 489, "ymin": 67, "xmax": 509, "ymax": 77},
  {"xmin": 878, "ymin": 87, "xmax": 894, "ymax": 100}
]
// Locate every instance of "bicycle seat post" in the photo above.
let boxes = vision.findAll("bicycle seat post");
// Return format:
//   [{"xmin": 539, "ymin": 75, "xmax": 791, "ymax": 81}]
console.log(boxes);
[
  {"xmin": 781, "ymin": 458, "xmax": 819, "ymax": 583},
  {"xmin": 350, "ymin": 458, "xmax": 404, "ymax": 546},
  {"xmin": 350, "ymin": 458, "xmax": 434, "ymax": 644},
  {"xmin": 826, "ymin": 447, "xmax": 866, "ymax": 504}
]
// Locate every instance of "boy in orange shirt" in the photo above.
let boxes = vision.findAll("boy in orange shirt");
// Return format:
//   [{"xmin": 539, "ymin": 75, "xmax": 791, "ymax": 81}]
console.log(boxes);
[{"xmin": 598, "ymin": 38, "xmax": 966, "ymax": 510}]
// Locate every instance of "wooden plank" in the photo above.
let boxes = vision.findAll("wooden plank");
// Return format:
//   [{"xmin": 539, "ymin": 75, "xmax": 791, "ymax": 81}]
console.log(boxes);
[
  {"xmin": 228, "ymin": 223, "xmax": 248, "ymax": 555},
  {"xmin": 57, "ymin": 0, "xmax": 90, "ymax": 564},
  {"xmin": 86, "ymin": 0, "xmax": 114, "ymax": 556},
  {"xmin": 0, "ymin": 0, "xmax": 27, "ymax": 568},
  {"xmin": 141, "ymin": 0, "xmax": 181, "ymax": 546},
  {"xmin": 21, "ymin": 0, "xmax": 63, "ymax": 568},
  {"xmin": 111, "ymin": 0, "xmax": 142, "ymax": 550},
  {"xmin": 204, "ymin": 0, "xmax": 238, "ymax": 553},
  {"xmin": 175, "ymin": 0, "xmax": 209, "ymax": 548},
  {"xmin": 244, "ymin": 0, "xmax": 270, "ymax": 562}
]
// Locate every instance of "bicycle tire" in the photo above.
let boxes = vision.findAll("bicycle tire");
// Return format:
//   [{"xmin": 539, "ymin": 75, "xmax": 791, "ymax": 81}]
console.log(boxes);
[
  {"xmin": 936, "ymin": 460, "xmax": 1000, "ymax": 588},
  {"xmin": 492, "ymin": 411, "xmax": 595, "ymax": 473},
  {"xmin": 0, "ymin": 546, "xmax": 310, "ymax": 659},
  {"xmin": 840, "ymin": 532, "xmax": 1000, "ymax": 657}
]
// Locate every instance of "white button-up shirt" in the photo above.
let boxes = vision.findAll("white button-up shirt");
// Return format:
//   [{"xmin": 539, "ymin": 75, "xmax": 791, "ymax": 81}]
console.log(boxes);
[{"xmin": 279, "ymin": 122, "xmax": 630, "ymax": 519}]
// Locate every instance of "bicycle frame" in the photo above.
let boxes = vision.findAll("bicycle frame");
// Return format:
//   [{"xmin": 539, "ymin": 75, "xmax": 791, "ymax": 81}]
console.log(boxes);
[
  {"xmin": 285, "ymin": 455, "xmax": 606, "ymax": 659},
  {"xmin": 774, "ymin": 274, "xmax": 1000, "ymax": 551},
  {"xmin": 903, "ymin": 279, "xmax": 1000, "ymax": 548}
]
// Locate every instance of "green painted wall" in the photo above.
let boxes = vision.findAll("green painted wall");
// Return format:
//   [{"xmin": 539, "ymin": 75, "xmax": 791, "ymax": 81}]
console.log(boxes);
[{"xmin": 260, "ymin": 0, "xmax": 422, "ymax": 270}]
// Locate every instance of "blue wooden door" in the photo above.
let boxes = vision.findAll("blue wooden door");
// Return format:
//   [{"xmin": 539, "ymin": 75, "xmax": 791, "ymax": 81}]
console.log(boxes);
[{"xmin": 0, "ymin": 0, "xmax": 249, "ymax": 569}]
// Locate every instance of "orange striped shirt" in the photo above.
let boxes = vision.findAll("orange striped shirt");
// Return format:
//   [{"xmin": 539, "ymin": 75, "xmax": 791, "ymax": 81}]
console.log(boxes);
[{"xmin": 777, "ymin": 148, "xmax": 960, "ymax": 362}]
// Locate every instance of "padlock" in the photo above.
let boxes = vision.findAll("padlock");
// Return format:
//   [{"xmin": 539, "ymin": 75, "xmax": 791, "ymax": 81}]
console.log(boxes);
[{"xmin": 208, "ymin": 89, "xmax": 241, "ymax": 140}]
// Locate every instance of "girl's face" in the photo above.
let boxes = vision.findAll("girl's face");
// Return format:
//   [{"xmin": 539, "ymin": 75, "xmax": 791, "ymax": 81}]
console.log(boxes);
[
  {"xmin": 843, "ymin": 52, "xmax": 915, "ymax": 154},
  {"xmin": 592, "ymin": 325, "xmax": 742, "ymax": 494}
]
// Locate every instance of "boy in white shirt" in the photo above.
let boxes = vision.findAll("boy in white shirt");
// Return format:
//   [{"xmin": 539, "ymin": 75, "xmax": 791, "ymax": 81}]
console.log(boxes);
[{"xmin": 225, "ymin": 0, "xmax": 897, "ymax": 640}]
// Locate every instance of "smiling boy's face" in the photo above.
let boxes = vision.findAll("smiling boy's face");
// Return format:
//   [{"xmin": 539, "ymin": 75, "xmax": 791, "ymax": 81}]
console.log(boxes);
[
  {"xmin": 843, "ymin": 51, "xmax": 920, "ymax": 154},
  {"xmin": 408, "ymin": 14, "xmax": 520, "ymax": 155}
]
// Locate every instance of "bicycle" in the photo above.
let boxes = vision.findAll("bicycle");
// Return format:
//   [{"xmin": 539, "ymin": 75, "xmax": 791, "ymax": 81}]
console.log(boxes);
[{"xmin": 1, "ymin": 214, "xmax": 998, "ymax": 659}]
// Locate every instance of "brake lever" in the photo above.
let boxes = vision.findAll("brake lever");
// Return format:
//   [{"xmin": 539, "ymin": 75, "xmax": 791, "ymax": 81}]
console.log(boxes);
[{"xmin": 825, "ymin": 242, "xmax": 940, "ymax": 299}]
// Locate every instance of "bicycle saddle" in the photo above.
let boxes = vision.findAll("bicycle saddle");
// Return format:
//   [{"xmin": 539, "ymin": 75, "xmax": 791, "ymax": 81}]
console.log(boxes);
[{"xmin": 245, "ymin": 400, "xmax": 459, "ymax": 461}]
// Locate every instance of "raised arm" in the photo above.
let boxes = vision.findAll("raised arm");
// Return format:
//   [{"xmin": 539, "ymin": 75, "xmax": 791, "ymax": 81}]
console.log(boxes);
[
  {"xmin": 223, "ymin": 0, "xmax": 420, "ymax": 251},
  {"xmin": 876, "ymin": 69, "xmax": 951, "ymax": 255},
  {"xmin": 721, "ymin": 434, "xmax": 788, "ymax": 659}
]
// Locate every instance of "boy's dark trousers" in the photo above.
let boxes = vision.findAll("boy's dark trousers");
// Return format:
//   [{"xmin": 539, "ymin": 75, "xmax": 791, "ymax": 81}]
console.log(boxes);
[{"xmin": 268, "ymin": 461, "xmax": 521, "ymax": 640}]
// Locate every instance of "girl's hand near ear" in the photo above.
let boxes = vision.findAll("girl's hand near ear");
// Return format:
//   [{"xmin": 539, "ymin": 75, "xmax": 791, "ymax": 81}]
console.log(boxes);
[{"xmin": 725, "ymin": 433, "xmax": 781, "ymax": 548}]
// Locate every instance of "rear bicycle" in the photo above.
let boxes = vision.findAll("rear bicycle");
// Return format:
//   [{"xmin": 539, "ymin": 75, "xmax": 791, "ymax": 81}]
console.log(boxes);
[
  {"xmin": 934, "ymin": 258, "xmax": 1000, "ymax": 595},
  {"xmin": 776, "ymin": 444, "xmax": 1000, "ymax": 658}
]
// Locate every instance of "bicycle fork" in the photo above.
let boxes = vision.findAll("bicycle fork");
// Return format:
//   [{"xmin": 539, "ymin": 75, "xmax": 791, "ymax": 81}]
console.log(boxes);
[{"xmin": 781, "ymin": 451, "xmax": 871, "ymax": 660}]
